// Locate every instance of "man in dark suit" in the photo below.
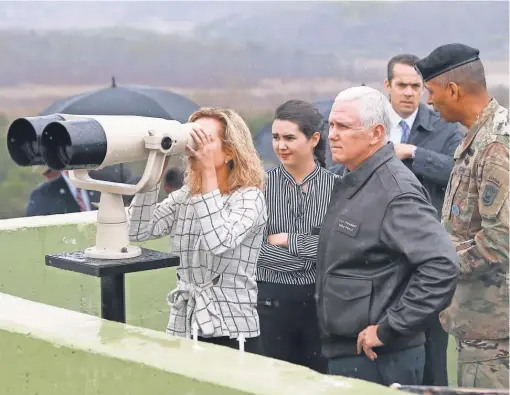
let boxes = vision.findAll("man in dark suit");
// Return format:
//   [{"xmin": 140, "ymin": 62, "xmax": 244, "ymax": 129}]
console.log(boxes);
[
  {"xmin": 384, "ymin": 54, "xmax": 464, "ymax": 216},
  {"xmin": 384, "ymin": 53, "xmax": 463, "ymax": 386},
  {"xmin": 26, "ymin": 164, "xmax": 134, "ymax": 216}
]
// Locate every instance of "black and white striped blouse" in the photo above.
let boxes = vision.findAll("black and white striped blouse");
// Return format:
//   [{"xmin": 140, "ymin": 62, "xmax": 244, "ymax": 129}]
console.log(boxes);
[{"xmin": 257, "ymin": 164, "xmax": 338, "ymax": 285}]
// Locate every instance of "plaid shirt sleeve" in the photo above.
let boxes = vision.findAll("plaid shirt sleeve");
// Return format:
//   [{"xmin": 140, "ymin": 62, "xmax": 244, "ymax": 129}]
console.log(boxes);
[
  {"xmin": 189, "ymin": 187, "xmax": 267, "ymax": 258},
  {"xmin": 128, "ymin": 185, "xmax": 185, "ymax": 242}
]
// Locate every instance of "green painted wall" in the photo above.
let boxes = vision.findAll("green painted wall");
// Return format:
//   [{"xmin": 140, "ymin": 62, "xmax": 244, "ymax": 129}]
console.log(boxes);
[
  {"xmin": 0, "ymin": 212, "xmax": 176, "ymax": 331},
  {"xmin": 0, "ymin": 293, "xmax": 404, "ymax": 395}
]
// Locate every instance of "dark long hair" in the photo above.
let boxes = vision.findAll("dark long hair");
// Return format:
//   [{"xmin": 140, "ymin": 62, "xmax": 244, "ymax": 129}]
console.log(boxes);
[{"xmin": 273, "ymin": 100, "xmax": 327, "ymax": 168}]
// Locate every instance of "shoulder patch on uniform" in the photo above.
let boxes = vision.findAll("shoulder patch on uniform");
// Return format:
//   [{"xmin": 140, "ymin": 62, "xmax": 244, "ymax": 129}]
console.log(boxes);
[
  {"xmin": 482, "ymin": 183, "xmax": 499, "ymax": 206},
  {"xmin": 487, "ymin": 176, "xmax": 502, "ymax": 188},
  {"xmin": 451, "ymin": 204, "xmax": 460, "ymax": 216}
]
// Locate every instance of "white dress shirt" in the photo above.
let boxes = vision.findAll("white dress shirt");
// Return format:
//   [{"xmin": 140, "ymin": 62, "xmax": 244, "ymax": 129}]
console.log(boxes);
[
  {"xmin": 389, "ymin": 107, "xmax": 419, "ymax": 145},
  {"xmin": 61, "ymin": 172, "xmax": 92, "ymax": 211}
]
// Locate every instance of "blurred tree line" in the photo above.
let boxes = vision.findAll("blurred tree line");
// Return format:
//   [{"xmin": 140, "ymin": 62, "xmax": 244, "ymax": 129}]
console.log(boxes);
[
  {"xmin": 0, "ymin": 29, "xmax": 412, "ymax": 89},
  {"xmin": 0, "ymin": 12, "xmax": 507, "ymax": 90}
]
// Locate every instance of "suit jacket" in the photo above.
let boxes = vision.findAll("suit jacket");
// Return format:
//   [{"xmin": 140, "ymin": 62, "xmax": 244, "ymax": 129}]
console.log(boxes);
[
  {"xmin": 25, "ymin": 164, "xmax": 134, "ymax": 217},
  {"xmin": 330, "ymin": 104, "xmax": 463, "ymax": 216},
  {"xmin": 26, "ymin": 175, "xmax": 100, "ymax": 216}
]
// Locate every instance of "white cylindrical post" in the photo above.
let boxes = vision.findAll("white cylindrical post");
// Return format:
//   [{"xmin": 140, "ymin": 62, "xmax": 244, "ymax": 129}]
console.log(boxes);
[{"xmin": 84, "ymin": 192, "xmax": 141, "ymax": 260}]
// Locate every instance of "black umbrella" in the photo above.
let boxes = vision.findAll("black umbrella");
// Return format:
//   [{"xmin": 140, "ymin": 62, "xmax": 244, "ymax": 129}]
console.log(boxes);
[
  {"xmin": 40, "ymin": 77, "xmax": 199, "ymax": 123},
  {"xmin": 254, "ymin": 98, "xmax": 335, "ymax": 170},
  {"xmin": 39, "ymin": 77, "xmax": 200, "ymax": 184}
]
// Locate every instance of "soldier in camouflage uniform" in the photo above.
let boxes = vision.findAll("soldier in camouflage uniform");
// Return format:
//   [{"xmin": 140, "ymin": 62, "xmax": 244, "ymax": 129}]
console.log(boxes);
[{"xmin": 415, "ymin": 44, "xmax": 509, "ymax": 389}]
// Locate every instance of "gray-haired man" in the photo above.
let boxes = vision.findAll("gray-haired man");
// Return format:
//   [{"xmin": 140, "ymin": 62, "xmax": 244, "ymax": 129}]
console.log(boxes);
[{"xmin": 316, "ymin": 86, "xmax": 459, "ymax": 386}]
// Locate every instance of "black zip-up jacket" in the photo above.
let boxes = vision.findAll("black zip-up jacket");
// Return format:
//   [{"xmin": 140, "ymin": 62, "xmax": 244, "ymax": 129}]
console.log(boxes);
[{"xmin": 316, "ymin": 142, "xmax": 459, "ymax": 358}]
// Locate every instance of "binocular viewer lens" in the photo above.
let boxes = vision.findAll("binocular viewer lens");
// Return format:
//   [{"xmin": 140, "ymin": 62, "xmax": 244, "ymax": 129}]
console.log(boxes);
[
  {"xmin": 7, "ymin": 114, "xmax": 188, "ymax": 172},
  {"xmin": 7, "ymin": 116, "xmax": 108, "ymax": 170},
  {"xmin": 7, "ymin": 114, "xmax": 65, "ymax": 166},
  {"xmin": 41, "ymin": 119, "xmax": 107, "ymax": 170}
]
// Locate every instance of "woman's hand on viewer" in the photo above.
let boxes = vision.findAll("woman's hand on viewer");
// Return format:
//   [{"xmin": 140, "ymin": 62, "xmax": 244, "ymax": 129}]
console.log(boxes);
[{"xmin": 185, "ymin": 124, "xmax": 216, "ymax": 176}]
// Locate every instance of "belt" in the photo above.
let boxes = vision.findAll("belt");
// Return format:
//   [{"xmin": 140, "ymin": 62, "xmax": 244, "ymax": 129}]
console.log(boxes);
[{"xmin": 167, "ymin": 277, "xmax": 222, "ymax": 338}]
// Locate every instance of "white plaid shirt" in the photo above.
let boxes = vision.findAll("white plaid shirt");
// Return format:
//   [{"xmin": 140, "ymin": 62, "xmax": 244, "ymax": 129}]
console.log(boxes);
[{"xmin": 128, "ymin": 185, "xmax": 267, "ymax": 339}]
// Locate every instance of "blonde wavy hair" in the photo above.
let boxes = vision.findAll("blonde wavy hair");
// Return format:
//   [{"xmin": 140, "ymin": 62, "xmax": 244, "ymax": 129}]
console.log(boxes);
[{"xmin": 185, "ymin": 107, "xmax": 265, "ymax": 195}]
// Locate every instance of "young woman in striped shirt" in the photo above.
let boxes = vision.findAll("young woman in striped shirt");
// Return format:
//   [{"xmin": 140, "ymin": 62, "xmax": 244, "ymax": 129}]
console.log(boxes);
[
  {"xmin": 128, "ymin": 108, "xmax": 267, "ymax": 352},
  {"xmin": 256, "ymin": 100, "xmax": 337, "ymax": 372}
]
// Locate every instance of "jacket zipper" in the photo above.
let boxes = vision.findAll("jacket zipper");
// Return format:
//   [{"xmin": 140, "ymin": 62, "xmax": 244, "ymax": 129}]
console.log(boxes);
[{"xmin": 316, "ymin": 204, "xmax": 332, "ymax": 336}]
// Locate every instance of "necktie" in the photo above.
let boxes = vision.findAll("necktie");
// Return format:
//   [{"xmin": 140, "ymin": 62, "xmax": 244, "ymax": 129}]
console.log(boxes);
[
  {"xmin": 75, "ymin": 188, "xmax": 87, "ymax": 212},
  {"xmin": 399, "ymin": 120, "xmax": 410, "ymax": 144}
]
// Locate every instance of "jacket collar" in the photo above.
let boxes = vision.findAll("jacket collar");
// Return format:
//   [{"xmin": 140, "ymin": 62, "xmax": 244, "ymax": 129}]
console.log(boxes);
[
  {"xmin": 280, "ymin": 161, "xmax": 321, "ymax": 186},
  {"xmin": 412, "ymin": 103, "xmax": 434, "ymax": 132},
  {"xmin": 454, "ymin": 98, "xmax": 499, "ymax": 159},
  {"xmin": 340, "ymin": 142, "xmax": 395, "ymax": 199}
]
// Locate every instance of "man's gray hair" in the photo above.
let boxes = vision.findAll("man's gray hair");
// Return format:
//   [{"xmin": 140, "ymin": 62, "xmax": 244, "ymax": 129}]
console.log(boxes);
[{"xmin": 335, "ymin": 86, "xmax": 392, "ymax": 136}]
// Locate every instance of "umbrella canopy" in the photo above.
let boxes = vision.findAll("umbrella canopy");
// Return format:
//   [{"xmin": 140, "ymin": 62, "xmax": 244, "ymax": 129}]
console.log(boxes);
[
  {"xmin": 40, "ymin": 77, "xmax": 199, "ymax": 123},
  {"xmin": 38, "ymin": 78, "xmax": 200, "ymax": 187},
  {"xmin": 254, "ymin": 98, "xmax": 335, "ymax": 170}
]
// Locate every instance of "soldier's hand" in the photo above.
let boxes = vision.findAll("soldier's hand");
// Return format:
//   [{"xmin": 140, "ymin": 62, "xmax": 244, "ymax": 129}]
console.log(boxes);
[{"xmin": 357, "ymin": 325, "xmax": 384, "ymax": 361}]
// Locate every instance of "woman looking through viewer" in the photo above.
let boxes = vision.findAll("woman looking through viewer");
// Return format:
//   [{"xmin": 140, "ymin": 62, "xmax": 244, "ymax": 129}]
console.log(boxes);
[
  {"xmin": 128, "ymin": 107, "xmax": 267, "ymax": 352},
  {"xmin": 255, "ymin": 100, "xmax": 337, "ymax": 372}
]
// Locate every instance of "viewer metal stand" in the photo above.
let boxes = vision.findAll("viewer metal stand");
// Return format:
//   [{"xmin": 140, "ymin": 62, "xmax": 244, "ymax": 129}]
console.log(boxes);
[{"xmin": 45, "ymin": 248, "xmax": 179, "ymax": 323}]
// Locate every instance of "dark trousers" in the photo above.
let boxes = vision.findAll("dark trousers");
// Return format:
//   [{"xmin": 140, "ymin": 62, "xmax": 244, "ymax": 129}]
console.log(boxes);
[
  {"xmin": 256, "ymin": 281, "xmax": 327, "ymax": 373},
  {"xmin": 198, "ymin": 335, "xmax": 260, "ymax": 353},
  {"xmin": 423, "ymin": 313, "xmax": 449, "ymax": 385},
  {"xmin": 328, "ymin": 345, "xmax": 425, "ymax": 386}
]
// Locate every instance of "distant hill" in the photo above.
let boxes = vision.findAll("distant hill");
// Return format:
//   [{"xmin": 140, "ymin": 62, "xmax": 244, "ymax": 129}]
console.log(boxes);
[
  {"xmin": 0, "ymin": 1, "xmax": 507, "ymax": 59},
  {"xmin": 194, "ymin": 1, "xmax": 509, "ymax": 60},
  {"xmin": 0, "ymin": 28, "xmax": 383, "ymax": 88},
  {"xmin": 0, "ymin": 1, "xmax": 507, "ymax": 89},
  {"xmin": 0, "ymin": 1, "xmax": 273, "ymax": 33}
]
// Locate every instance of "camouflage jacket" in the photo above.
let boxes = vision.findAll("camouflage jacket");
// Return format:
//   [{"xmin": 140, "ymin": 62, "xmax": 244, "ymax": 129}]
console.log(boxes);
[{"xmin": 440, "ymin": 99, "xmax": 509, "ymax": 340}]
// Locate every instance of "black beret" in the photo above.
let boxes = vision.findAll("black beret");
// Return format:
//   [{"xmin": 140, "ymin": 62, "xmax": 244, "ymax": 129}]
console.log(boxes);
[{"xmin": 415, "ymin": 43, "xmax": 480, "ymax": 82}]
